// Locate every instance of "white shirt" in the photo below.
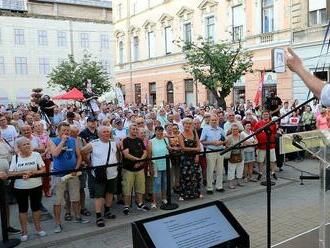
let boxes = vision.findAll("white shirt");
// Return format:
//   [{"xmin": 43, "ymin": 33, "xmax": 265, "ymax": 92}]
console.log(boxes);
[
  {"xmin": 279, "ymin": 107, "xmax": 291, "ymax": 125},
  {"xmin": 0, "ymin": 125, "xmax": 18, "ymax": 147},
  {"xmin": 9, "ymin": 152, "xmax": 44, "ymax": 189},
  {"xmin": 90, "ymin": 139, "xmax": 118, "ymax": 179},
  {"xmin": 321, "ymin": 83, "xmax": 330, "ymax": 107}
]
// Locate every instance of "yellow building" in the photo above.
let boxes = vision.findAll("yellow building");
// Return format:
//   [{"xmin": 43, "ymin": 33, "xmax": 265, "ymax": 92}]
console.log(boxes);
[{"xmin": 114, "ymin": 0, "xmax": 329, "ymax": 106}]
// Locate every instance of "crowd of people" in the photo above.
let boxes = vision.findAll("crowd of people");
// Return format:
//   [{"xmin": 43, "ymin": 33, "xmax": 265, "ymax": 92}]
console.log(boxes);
[{"xmin": 0, "ymin": 90, "xmax": 329, "ymax": 242}]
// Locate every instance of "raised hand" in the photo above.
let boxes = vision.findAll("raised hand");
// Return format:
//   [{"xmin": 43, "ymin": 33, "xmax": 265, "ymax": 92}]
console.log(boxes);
[{"xmin": 286, "ymin": 47, "xmax": 303, "ymax": 73}]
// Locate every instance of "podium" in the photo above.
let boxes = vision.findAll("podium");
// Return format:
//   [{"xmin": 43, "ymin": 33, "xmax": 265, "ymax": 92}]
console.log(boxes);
[
  {"xmin": 132, "ymin": 201, "xmax": 250, "ymax": 248},
  {"xmin": 279, "ymin": 129, "xmax": 330, "ymax": 248}
]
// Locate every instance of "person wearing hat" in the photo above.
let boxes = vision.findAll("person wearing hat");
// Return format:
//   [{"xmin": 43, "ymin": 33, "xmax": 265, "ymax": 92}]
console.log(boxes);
[
  {"xmin": 112, "ymin": 118, "xmax": 128, "ymax": 144},
  {"xmin": 79, "ymin": 116, "xmax": 99, "ymax": 210},
  {"xmin": 286, "ymin": 48, "xmax": 330, "ymax": 107}
]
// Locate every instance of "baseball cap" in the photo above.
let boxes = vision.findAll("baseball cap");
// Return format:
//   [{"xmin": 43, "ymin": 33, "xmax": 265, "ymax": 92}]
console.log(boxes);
[
  {"xmin": 114, "ymin": 118, "xmax": 122, "ymax": 124},
  {"xmin": 87, "ymin": 116, "xmax": 97, "ymax": 122}
]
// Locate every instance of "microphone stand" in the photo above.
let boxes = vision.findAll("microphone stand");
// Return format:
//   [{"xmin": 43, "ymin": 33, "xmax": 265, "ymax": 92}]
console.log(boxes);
[{"xmin": 220, "ymin": 96, "xmax": 317, "ymax": 248}]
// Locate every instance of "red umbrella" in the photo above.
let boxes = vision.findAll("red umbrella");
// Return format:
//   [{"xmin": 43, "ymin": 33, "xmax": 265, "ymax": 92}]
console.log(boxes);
[{"xmin": 52, "ymin": 87, "xmax": 85, "ymax": 100}]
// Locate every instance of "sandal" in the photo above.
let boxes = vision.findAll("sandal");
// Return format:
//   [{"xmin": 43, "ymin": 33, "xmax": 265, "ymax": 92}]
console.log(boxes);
[
  {"xmin": 64, "ymin": 213, "xmax": 72, "ymax": 221},
  {"xmin": 81, "ymin": 208, "xmax": 91, "ymax": 217},
  {"xmin": 96, "ymin": 217, "xmax": 105, "ymax": 227},
  {"xmin": 104, "ymin": 211, "xmax": 116, "ymax": 219}
]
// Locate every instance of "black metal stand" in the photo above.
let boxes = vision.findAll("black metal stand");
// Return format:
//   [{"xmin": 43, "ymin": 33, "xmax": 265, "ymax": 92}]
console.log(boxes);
[
  {"xmin": 160, "ymin": 155, "xmax": 179, "ymax": 210},
  {"xmin": 261, "ymin": 130, "xmax": 276, "ymax": 187},
  {"xmin": 0, "ymin": 180, "xmax": 20, "ymax": 248},
  {"xmin": 265, "ymin": 130, "xmax": 272, "ymax": 248}
]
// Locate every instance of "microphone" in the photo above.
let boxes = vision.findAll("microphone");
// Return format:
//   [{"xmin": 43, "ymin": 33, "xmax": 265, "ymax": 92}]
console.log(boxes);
[{"xmin": 292, "ymin": 134, "xmax": 304, "ymax": 150}]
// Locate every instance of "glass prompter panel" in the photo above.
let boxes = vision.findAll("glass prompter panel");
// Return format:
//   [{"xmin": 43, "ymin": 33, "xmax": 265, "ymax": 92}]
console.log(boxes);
[{"xmin": 278, "ymin": 129, "xmax": 330, "ymax": 248}]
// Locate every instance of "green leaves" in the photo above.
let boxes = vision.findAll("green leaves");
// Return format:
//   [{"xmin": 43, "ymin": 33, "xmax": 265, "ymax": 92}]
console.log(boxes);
[
  {"xmin": 180, "ymin": 39, "xmax": 253, "ymax": 107},
  {"xmin": 47, "ymin": 54, "xmax": 111, "ymax": 96}
]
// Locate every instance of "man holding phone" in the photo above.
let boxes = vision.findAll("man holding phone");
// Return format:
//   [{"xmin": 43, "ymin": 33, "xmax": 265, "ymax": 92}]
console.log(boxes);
[
  {"xmin": 286, "ymin": 48, "xmax": 330, "ymax": 107},
  {"xmin": 48, "ymin": 122, "xmax": 88, "ymax": 234}
]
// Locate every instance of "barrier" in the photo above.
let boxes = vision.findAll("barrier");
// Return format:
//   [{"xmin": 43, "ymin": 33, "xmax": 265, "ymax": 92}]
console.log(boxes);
[{"xmin": 0, "ymin": 142, "xmax": 259, "ymax": 246}]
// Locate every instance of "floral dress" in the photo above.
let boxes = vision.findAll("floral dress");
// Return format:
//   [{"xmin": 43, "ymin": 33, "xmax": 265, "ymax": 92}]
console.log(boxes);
[{"xmin": 179, "ymin": 133, "xmax": 201, "ymax": 200}]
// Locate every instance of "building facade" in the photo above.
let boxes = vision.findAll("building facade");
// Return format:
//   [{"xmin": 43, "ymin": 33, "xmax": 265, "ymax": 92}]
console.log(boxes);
[
  {"xmin": 113, "ymin": 0, "xmax": 328, "ymax": 107},
  {"xmin": 0, "ymin": 0, "xmax": 113, "ymax": 104},
  {"xmin": 291, "ymin": 0, "xmax": 329, "ymax": 103}
]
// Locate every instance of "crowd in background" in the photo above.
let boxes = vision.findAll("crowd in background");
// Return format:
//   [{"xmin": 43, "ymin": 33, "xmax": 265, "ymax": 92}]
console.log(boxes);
[{"xmin": 0, "ymin": 90, "xmax": 329, "ymax": 241}]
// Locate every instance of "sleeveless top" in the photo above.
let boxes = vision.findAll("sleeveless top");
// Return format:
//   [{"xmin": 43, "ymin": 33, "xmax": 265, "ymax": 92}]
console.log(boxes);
[
  {"xmin": 52, "ymin": 136, "xmax": 77, "ymax": 175},
  {"xmin": 181, "ymin": 132, "xmax": 197, "ymax": 156}
]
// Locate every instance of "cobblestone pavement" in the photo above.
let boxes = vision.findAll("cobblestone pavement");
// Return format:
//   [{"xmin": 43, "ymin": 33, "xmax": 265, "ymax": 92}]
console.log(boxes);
[{"xmin": 11, "ymin": 159, "xmax": 329, "ymax": 248}]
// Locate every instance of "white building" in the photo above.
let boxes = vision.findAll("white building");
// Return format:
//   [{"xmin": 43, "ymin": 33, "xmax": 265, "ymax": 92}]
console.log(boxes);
[{"xmin": 0, "ymin": 0, "xmax": 113, "ymax": 104}]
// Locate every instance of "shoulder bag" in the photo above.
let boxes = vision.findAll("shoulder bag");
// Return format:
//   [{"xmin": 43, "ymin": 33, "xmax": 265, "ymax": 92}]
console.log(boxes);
[{"xmin": 93, "ymin": 142, "xmax": 111, "ymax": 183}]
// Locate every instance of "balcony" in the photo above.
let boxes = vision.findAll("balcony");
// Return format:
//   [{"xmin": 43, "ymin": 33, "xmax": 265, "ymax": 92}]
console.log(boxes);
[
  {"xmin": 260, "ymin": 33, "xmax": 274, "ymax": 43},
  {"xmin": 293, "ymin": 25, "xmax": 327, "ymax": 44}
]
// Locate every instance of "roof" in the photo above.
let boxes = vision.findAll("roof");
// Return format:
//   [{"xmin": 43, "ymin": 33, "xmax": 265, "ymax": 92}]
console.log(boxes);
[{"xmin": 30, "ymin": 0, "xmax": 112, "ymax": 9}]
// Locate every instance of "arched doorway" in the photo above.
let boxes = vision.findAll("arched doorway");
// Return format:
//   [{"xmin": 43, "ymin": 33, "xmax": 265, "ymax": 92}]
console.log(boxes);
[{"xmin": 166, "ymin": 81, "xmax": 174, "ymax": 104}]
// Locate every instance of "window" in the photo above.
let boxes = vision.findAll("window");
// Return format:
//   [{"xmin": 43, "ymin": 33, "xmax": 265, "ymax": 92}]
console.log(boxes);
[
  {"xmin": 14, "ymin": 29, "xmax": 24, "ymax": 45},
  {"xmin": 148, "ymin": 31, "xmax": 156, "ymax": 58},
  {"xmin": 166, "ymin": 81, "xmax": 174, "ymax": 104},
  {"xmin": 118, "ymin": 3, "xmax": 122, "ymax": 19},
  {"xmin": 119, "ymin": 41, "xmax": 124, "ymax": 64},
  {"xmin": 309, "ymin": 0, "xmax": 327, "ymax": 26},
  {"xmin": 149, "ymin": 82, "xmax": 156, "ymax": 105},
  {"xmin": 80, "ymin": 33, "xmax": 89, "ymax": 48},
  {"xmin": 183, "ymin": 22, "xmax": 192, "ymax": 43},
  {"xmin": 100, "ymin": 34, "xmax": 109, "ymax": 49},
  {"xmin": 39, "ymin": 58, "xmax": 50, "ymax": 75},
  {"xmin": 205, "ymin": 16, "xmax": 215, "ymax": 43},
  {"xmin": 0, "ymin": 56, "xmax": 5, "ymax": 74},
  {"xmin": 184, "ymin": 79, "xmax": 195, "ymax": 106},
  {"xmin": 164, "ymin": 26, "xmax": 172, "ymax": 54},
  {"xmin": 133, "ymin": 1, "xmax": 137, "ymax": 15},
  {"xmin": 38, "ymin": 30, "xmax": 48, "ymax": 46},
  {"xmin": 135, "ymin": 83, "xmax": 141, "ymax": 104},
  {"xmin": 15, "ymin": 57, "xmax": 28, "ymax": 75},
  {"xmin": 132, "ymin": 36, "xmax": 139, "ymax": 61},
  {"xmin": 57, "ymin": 31, "xmax": 67, "ymax": 47},
  {"xmin": 262, "ymin": 0, "xmax": 274, "ymax": 33},
  {"xmin": 232, "ymin": 5, "xmax": 244, "ymax": 41},
  {"xmin": 309, "ymin": 9, "xmax": 327, "ymax": 26},
  {"xmin": 101, "ymin": 60, "xmax": 111, "ymax": 74}
]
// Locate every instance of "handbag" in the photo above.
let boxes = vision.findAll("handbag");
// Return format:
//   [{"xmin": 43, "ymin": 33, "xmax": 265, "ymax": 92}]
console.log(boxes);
[
  {"xmin": 93, "ymin": 141, "xmax": 111, "ymax": 183},
  {"xmin": 229, "ymin": 152, "xmax": 242, "ymax": 163}
]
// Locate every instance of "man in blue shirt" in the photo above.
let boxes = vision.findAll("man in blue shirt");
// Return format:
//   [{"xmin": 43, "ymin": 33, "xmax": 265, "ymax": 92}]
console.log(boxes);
[
  {"xmin": 200, "ymin": 115, "xmax": 226, "ymax": 194},
  {"xmin": 49, "ymin": 122, "xmax": 88, "ymax": 233}
]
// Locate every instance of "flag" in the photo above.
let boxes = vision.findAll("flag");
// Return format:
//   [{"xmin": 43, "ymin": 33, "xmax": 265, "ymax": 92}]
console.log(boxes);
[{"xmin": 254, "ymin": 70, "xmax": 265, "ymax": 107}]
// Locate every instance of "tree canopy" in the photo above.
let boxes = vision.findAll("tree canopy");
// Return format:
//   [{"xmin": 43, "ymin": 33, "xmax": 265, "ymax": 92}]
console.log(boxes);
[
  {"xmin": 180, "ymin": 39, "xmax": 253, "ymax": 108},
  {"xmin": 48, "ymin": 54, "xmax": 111, "ymax": 96}
]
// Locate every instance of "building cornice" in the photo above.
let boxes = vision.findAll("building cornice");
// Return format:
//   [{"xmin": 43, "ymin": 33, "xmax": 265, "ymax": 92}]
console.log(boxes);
[
  {"xmin": 0, "ymin": 10, "xmax": 112, "ymax": 23},
  {"xmin": 29, "ymin": 0, "xmax": 112, "ymax": 9}
]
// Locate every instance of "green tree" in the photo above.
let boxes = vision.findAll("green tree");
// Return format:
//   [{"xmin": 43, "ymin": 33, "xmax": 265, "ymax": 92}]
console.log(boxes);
[
  {"xmin": 180, "ymin": 39, "xmax": 253, "ymax": 108},
  {"xmin": 48, "ymin": 54, "xmax": 111, "ymax": 96}
]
